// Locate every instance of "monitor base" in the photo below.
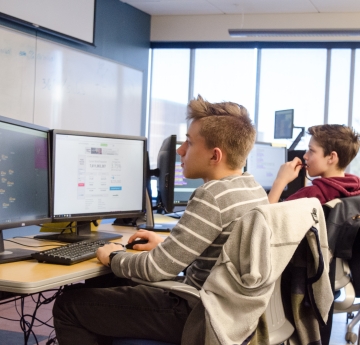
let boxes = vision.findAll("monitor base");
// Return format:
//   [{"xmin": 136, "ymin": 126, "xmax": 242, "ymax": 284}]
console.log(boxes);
[
  {"xmin": 33, "ymin": 231, "xmax": 123, "ymax": 243},
  {"xmin": 0, "ymin": 248, "xmax": 35, "ymax": 264}
]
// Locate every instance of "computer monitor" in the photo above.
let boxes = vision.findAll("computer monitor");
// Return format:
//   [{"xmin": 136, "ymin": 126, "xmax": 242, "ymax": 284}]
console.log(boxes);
[
  {"xmin": 138, "ymin": 135, "xmax": 179, "ymax": 231},
  {"xmin": 245, "ymin": 142, "xmax": 287, "ymax": 191},
  {"xmin": 274, "ymin": 109, "xmax": 294, "ymax": 139},
  {"xmin": 155, "ymin": 134, "xmax": 177, "ymax": 214},
  {"xmin": 35, "ymin": 129, "xmax": 147, "ymax": 243},
  {"xmin": 173, "ymin": 141, "xmax": 203, "ymax": 209},
  {"xmin": 0, "ymin": 115, "xmax": 52, "ymax": 263}
]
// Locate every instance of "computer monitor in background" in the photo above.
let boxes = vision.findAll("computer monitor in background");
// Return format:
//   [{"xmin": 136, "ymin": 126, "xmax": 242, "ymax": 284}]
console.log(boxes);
[
  {"xmin": 35, "ymin": 130, "xmax": 147, "ymax": 243},
  {"xmin": 173, "ymin": 141, "xmax": 203, "ymax": 210},
  {"xmin": 157, "ymin": 134, "xmax": 177, "ymax": 214},
  {"xmin": 274, "ymin": 109, "xmax": 294, "ymax": 139},
  {"xmin": 0, "ymin": 115, "xmax": 52, "ymax": 263},
  {"xmin": 245, "ymin": 142, "xmax": 287, "ymax": 192},
  {"xmin": 138, "ymin": 135, "xmax": 177, "ymax": 231}
]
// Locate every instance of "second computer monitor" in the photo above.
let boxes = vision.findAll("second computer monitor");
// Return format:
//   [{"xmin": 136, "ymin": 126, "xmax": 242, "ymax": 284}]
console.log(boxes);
[
  {"xmin": 37, "ymin": 129, "xmax": 147, "ymax": 242},
  {"xmin": 246, "ymin": 142, "xmax": 287, "ymax": 191}
]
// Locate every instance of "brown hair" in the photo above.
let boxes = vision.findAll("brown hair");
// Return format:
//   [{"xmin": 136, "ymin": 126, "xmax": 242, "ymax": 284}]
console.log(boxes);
[
  {"xmin": 308, "ymin": 124, "xmax": 360, "ymax": 169},
  {"xmin": 187, "ymin": 95, "xmax": 256, "ymax": 169}
]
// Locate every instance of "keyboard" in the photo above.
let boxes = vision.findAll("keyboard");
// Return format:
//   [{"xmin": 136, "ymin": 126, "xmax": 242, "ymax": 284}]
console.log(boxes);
[{"xmin": 31, "ymin": 239, "xmax": 111, "ymax": 265}]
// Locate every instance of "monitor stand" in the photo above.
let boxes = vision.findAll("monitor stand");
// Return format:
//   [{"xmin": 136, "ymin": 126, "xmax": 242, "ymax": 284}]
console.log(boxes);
[
  {"xmin": 33, "ymin": 221, "xmax": 123, "ymax": 243},
  {"xmin": 136, "ymin": 192, "xmax": 176, "ymax": 232},
  {"xmin": 0, "ymin": 230, "xmax": 35, "ymax": 264}
]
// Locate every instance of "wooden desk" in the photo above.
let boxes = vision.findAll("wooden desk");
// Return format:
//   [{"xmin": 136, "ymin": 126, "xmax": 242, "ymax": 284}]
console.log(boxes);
[{"xmin": 0, "ymin": 216, "xmax": 174, "ymax": 294}]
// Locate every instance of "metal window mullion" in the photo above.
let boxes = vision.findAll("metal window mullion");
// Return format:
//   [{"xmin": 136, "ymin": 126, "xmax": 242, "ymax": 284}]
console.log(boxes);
[
  {"xmin": 348, "ymin": 49, "xmax": 356, "ymax": 127},
  {"xmin": 323, "ymin": 49, "xmax": 331, "ymax": 124},
  {"xmin": 188, "ymin": 49, "xmax": 195, "ymax": 103},
  {"xmin": 145, "ymin": 49, "xmax": 154, "ymax": 139},
  {"xmin": 254, "ymin": 48, "xmax": 261, "ymax": 139}
]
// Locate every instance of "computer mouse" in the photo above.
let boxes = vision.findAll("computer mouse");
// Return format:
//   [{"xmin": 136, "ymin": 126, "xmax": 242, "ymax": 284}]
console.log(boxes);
[{"xmin": 125, "ymin": 239, "xmax": 149, "ymax": 250}]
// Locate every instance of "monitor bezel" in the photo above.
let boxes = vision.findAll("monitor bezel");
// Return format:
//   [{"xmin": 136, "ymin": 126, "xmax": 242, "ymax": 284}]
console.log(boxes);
[
  {"xmin": 0, "ymin": 115, "xmax": 52, "ymax": 230},
  {"xmin": 51, "ymin": 129, "xmax": 147, "ymax": 224}
]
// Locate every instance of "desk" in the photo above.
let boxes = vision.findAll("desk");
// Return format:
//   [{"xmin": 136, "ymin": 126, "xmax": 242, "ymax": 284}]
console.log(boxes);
[
  {"xmin": 0, "ymin": 216, "xmax": 174, "ymax": 294},
  {"xmin": 0, "ymin": 216, "xmax": 175, "ymax": 344}
]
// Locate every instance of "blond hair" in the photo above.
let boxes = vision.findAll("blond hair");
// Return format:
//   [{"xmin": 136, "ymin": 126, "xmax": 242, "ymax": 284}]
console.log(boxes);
[{"xmin": 187, "ymin": 95, "xmax": 256, "ymax": 169}]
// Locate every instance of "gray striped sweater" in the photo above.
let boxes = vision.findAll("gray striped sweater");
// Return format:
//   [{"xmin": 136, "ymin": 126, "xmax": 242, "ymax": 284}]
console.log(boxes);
[{"xmin": 111, "ymin": 173, "xmax": 268, "ymax": 289}]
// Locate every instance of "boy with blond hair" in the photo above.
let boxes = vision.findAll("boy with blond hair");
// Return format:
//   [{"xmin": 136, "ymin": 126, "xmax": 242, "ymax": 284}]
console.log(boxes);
[
  {"xmin": 268, "ymin": 124, "xmax": 360, "ymax": 204},
  {"xmin": 53, "ymin": 95, "xmax": 268, "ymax": 345}
]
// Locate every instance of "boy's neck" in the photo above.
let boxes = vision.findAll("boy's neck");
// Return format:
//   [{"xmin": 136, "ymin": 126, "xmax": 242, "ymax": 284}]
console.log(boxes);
[
  {"xmin": 321, "ymin": 168, "xmax": 346, "ymax": 178},
  {"xmin": 203, "ymin": 168, "xmax": 243, "ymax": 183}
]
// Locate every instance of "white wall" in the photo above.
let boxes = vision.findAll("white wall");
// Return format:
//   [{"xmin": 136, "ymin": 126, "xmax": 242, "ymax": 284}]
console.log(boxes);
[{"xmin": 151, "ymin": 12, "xmax": 360, "ymax": 42}]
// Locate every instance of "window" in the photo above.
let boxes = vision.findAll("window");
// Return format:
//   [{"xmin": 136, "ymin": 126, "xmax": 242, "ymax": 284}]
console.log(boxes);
[
  {"xmin": 349, "ymin": 49, "xmax": 360, "ymax": 175},
  {"xmin": 148, "ymin": 49, "xmax": 190, "ymax": 168},
  {"xmin": 328, "ymin": 49, "xmax": 351, "ymax": 125},
  {"xmin": 257, "ymin": 49, "xmax": 327, "ymax": 149},
  {"xmin": 193, "ymin": 49, "xmax": 257, "ymax": 120}
]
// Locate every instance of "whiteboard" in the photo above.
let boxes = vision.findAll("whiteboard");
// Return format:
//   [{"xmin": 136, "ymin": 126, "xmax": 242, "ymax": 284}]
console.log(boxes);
[
  {"xmin": 0, "ymin": 26, "xmax": 36, "ymax": 122},
  {"xmin": 34, "ymin": 39, "xmax": 143, "ymax": 136},
  {"xmin": 0, "ymin": 25, "xmax": 143, "ymax": 136}
]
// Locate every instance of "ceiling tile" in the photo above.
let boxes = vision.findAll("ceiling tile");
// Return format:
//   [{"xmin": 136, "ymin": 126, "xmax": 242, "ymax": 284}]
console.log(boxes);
[
  {"xmin": 120, "ymin": 0, "xmax": 360, "ymax": 15},
  {"xmin": 207, "ymin": 0, "xmax": 318, "ymax": 14},
  {"xmin": 311, "ymin": 0, "xmax": 360, "ymax": 12},
  {"xmin": 121, "ymin": 1, "xmax": 222, "ymax": 15}
]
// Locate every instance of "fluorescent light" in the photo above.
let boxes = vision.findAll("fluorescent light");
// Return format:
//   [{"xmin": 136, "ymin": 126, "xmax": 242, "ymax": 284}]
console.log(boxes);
[{"xmin": 228, "ymin": 29, "xmax": 360, "ymax": 37}]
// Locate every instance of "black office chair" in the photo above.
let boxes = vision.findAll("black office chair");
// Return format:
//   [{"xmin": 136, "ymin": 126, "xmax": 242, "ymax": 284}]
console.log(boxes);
[{"xmin": 322, "ymin": 195, "xmax": 360, "ymax": 344}]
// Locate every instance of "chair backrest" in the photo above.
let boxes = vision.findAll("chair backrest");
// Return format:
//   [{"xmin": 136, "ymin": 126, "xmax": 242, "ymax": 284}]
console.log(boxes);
[{"xmin": 196, "ymin": 198, "xmax": 332, "ymax": 345}]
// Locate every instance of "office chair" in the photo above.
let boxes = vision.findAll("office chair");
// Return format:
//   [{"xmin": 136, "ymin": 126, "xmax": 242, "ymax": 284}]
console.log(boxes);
[
  {"xmin": 322, "ymin": 196, "xmax": 360, "ymax": 344},
  {"xmin": 114, "ymin": 198, "xmax": 331, "ymax": 345},
  {"xmin": 333, "ymin": 257, "xmax": 360, "ymax": 344},
  {"xmin": 113, "ymin": 275, "xmax": 293, "ymax": 345}
]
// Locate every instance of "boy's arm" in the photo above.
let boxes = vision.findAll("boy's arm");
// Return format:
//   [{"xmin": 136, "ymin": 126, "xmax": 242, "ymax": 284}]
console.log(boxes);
[
  {"xmin": 106, "ymin": 187, "xmax": 223, "ymax": 282},
  {"xmin": 268, "ymin": 157, "xmax": 303, "ymax": 203}
]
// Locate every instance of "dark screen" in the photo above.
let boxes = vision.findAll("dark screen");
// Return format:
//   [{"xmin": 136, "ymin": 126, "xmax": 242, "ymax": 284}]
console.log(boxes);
[
  {"xmin": 0, "ymin": 119, "xmax": 50, "ymax": 226},
  {"xmin": 274, "ymin": 109, "xmax": 294, "ymax": 139}
]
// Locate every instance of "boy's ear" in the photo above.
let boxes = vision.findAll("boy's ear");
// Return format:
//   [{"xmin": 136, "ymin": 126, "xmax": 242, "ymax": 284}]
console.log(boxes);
[
  {"xmin": 210, "ymin": 147, "xmax": 223, "ymax": 164},
  {"xmin": 328, "ymin": 151, "xmax": 339, "ymax": 165}
]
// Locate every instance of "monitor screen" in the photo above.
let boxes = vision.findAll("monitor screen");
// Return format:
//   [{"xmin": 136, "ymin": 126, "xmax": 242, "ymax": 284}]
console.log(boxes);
[
  {"xmin": 274, "ymin": 109, "xmax": 294, "ymax": 139},
  {"xmin": 246, "ymin": 142, "xmax": 287, "ymax": 191},
  {"xmin": 37, "ymin": 129, "xmax": 147, "ymax": 242},
  {"xmin": 174, "ymin": 142, "xmax": 203, "ymax": 208},
  {"xmin": 0, "ymin": 115, "xmax": 51, "ymax": 263}
]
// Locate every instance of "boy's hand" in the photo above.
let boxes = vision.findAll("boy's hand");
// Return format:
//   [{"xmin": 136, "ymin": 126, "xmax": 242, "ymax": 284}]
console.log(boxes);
[
  {"xmin": 127, "ymin": 229, "xmax": 165, "ymax": 251},
  {"xmin": 96, "ymin": 243, "xmax": 125, "ymax": 266},
  {"xmin": 275, "ymin": 157, "xmax": 303, "ymax": 184},
  {"xmin": 268, "ymin": 157, "xmax": 304, "ymax": 203}
]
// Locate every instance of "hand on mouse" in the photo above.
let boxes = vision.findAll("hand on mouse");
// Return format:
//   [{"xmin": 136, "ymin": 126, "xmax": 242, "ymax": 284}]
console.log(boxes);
[
  {"xmin": 96, "ymin": 243, "xmax": 125, "ymax": 267},
  {"xmin": 127, "ymin": 229, "xmax": 164, "ymax": 251}
]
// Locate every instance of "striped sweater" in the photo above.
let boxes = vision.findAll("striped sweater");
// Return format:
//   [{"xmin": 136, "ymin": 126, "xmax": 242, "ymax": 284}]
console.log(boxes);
[{"xmin": 111, "ymin": 173, "xmax": 269, "ymax": 289}]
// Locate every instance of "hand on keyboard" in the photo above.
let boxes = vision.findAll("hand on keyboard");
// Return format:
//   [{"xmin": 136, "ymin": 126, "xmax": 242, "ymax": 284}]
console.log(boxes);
[{"xmin": 96, "ymin": 242, "xmax": 125, "ymax": 267}]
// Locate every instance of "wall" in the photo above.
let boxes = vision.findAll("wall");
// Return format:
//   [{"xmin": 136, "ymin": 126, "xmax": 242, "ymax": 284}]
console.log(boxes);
[
  {"xmin": 0, "ymin": 0, "xmax": 151, "ymax": 135},
  {"xmin": 151, "ymin": 12, "xmax": 360, "ymax": 43}
]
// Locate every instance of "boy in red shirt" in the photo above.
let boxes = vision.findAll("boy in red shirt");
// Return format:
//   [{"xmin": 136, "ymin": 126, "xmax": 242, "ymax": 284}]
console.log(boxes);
[{"xmin": 268, "ymin": 124, "xmax": 360, "ymax": 204}]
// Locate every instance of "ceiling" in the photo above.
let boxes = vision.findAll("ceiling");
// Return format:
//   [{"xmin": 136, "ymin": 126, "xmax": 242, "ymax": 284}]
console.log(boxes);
[{"xmin": 120, "ymin": 0, "xmax": 360, "ymax": 16}]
